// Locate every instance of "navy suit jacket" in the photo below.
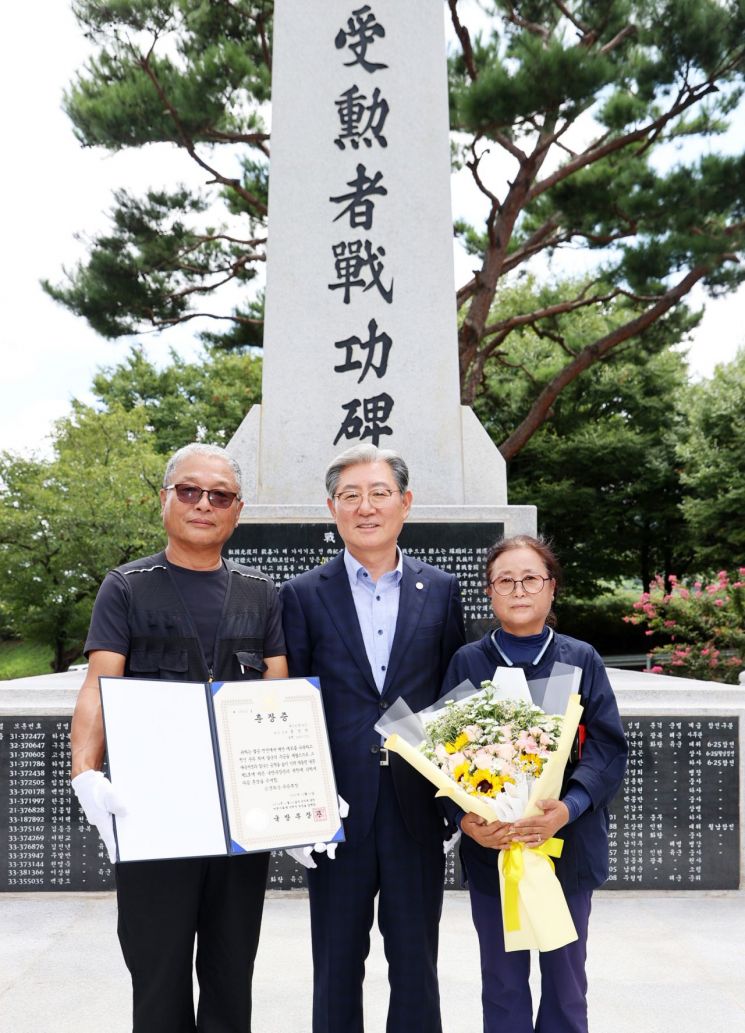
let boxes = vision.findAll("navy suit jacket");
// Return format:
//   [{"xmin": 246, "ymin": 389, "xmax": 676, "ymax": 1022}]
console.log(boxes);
[{"xmin": 280, "ymin": 552, "xmax": 466, "ymax": 845}]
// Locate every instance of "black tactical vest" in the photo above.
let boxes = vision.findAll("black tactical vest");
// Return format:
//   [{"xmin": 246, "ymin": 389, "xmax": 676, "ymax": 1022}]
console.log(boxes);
[{"xmin": 111, "ymin": 551, "xmax": 273, "ymax": 683}]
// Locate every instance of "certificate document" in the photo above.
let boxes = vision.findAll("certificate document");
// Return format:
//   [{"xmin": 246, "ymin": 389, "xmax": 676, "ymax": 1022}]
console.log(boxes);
[
  {"xmin": 99, "ymin": 676, "xmax": 344, "ymax": 863},
  {"xmin": 212, "ymin": 679, "xmax": 341, "ymax": 852}
]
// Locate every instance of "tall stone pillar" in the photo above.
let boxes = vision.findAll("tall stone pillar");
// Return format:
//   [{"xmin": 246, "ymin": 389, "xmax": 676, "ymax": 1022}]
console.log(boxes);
[{"xmin": 228, "ymin": 1, "xmax": 535, "ymax": 634}]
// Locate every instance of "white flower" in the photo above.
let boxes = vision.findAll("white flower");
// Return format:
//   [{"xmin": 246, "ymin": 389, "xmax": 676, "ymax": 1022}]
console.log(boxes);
[{"xmin": 473, "ymin": 749, "xmax": 497, "ymax": 769}]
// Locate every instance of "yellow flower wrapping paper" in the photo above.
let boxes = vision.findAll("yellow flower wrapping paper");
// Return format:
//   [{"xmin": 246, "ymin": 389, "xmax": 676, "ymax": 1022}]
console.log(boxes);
[
  {"xmin": 497, "ymin": 692, "xmax": 583, "ymax": 951},
  {"xmin": 384, "ymin": 691, "xmax": 583, "ymax": 952}
]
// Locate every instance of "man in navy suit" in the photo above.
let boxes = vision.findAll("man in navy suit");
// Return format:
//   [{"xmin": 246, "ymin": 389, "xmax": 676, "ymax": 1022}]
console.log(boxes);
[{"xmin": 280, "ymin": 444, "xmax": 465, "ymax": 1033}]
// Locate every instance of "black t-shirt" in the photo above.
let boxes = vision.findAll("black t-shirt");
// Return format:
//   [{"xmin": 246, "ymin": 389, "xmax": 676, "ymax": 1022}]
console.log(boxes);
[
  {"xmin": 85, "ymin": 558, "xmax": 285, "ymax": 668},
  {"xmin": 168, "ymin": 562, "xmax": 229, "ymax": 669}
]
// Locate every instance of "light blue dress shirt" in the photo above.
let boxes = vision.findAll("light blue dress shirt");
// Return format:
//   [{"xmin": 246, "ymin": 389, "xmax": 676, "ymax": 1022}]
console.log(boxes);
[{"xmin": 343, "ymin": 547, "xmax": 403, "ymax": 693}]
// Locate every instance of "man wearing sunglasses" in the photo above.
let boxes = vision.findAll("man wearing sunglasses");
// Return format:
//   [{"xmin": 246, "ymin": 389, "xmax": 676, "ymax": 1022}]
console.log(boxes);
[
  {"xmin": 280, "ymin": 443, "xmax": 466, "ymax": 1033},
  {"xmin": 70, "ymin": 442, "xmax": 288, "ymax": 1033}
]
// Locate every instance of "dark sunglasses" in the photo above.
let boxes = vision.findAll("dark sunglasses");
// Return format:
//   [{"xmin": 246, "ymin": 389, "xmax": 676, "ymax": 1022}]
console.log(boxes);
[{"xmin": 165, "ymin": 483, "xmax": 239, "ymax": 510}]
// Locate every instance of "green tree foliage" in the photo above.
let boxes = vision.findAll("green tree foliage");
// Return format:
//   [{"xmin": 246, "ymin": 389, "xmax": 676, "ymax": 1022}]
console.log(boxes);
[
  {"xmin": 474, "ymin": 279, "xmax": 691, "ymax": 593},
  {"xmin": 44, "ymin": 0, "xmax": 745, "ymax": 458},
  {"xmin": 0, "ymin": 344, "xmax": 261, "ymax": 671},
  {"xmin": 0, "ymin": 406, "xmax": 164, "ymax": 672},
  {"xmin": 677, "ymin": 349, "xmax": 745, "ymax": 568},
  {"xmin": 90, "ymin": 344, "xmax": 263, "ymax": 454},
  {"xmin": 450, "ymin": 0, "xmax": 745, "ymax": 455},
  {"xmin": 45, "ymin": 0, "xmax": 272, "ymax": 345}
]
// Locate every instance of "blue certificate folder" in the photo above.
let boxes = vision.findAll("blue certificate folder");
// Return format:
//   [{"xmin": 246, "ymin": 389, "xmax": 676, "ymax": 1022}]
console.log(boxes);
[{"xmin": 99, "ymin": 675, "xmax": 345, "ymax": 863}]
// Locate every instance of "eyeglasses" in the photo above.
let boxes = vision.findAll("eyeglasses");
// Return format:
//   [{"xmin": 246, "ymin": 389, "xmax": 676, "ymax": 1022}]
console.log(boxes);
[
  {"xmin": 488, "ymin": 574, "xmax": 552, "ymax": 596},
  {"xmin": 333, "ymin": 488, "xmax": 402, "ymax": 510},
  {"xmin": 165, "ymin": 483, "xmax": 240, "ymax": 509}
]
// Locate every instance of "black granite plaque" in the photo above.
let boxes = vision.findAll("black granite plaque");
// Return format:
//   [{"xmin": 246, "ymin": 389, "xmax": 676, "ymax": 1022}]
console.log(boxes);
[
  {"xmin": 0, "ymin": 716, "xmax": 114, "ymax": 891},
  {"xmin": 264, "ymin": 836, "xmax": 465, "ymax": 890},
  {"xmin": 1, "ymin": 712, "xmax": 739, "ymax": 891},
  {"xmin": 226, "ymin": 521, "xmax": 504, "ymax": 640},
  {"xmin": 605, "ymin": 715, "xmax": 740, "ymax": 889}
]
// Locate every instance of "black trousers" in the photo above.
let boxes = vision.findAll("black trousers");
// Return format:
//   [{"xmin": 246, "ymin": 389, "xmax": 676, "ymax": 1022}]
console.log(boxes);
[
  {"xmin": 115, "ymin": 852, "xmax": 269, "ymax": 1033},
  {"xmin": 307, "ymin": 768, "xmax": 445, "ymax": 1033}
]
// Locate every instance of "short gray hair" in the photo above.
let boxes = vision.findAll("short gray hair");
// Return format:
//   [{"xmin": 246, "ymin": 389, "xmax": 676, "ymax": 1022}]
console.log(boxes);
[
  {"xmin": 163, "ymin": 443, "xmax": 243, "ymax": 497},
  {"xmin": 325, "ymin": 444, "xmax": 409, "ymax": 498}
]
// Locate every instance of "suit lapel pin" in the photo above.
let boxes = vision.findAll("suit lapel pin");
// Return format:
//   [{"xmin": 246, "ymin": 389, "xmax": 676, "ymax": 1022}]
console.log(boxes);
[{"xmin": 416, "ymin": 581, "xmax": 424, "ymax": 590}]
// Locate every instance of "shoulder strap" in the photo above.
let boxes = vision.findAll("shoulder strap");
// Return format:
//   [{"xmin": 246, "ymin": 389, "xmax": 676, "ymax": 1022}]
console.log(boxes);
[{"xmin": 114, "ymin": 550, "xmax": 168, "ymax": 578}]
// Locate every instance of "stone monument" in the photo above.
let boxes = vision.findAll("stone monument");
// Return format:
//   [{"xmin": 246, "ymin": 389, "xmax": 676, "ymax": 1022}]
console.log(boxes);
[{"xmin": 227, "ymin": 1, "xmax": 534, "ymax": 632}]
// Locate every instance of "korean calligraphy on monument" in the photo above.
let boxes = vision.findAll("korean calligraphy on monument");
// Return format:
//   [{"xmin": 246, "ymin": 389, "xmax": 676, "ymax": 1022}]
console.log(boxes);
[
  {"xmin": 257, "ymin": 1, "xmax": 466, "ymax": 503},
  {"xmin": 329, "ymin": 6, "xmax": 395, "ymax": 448}
]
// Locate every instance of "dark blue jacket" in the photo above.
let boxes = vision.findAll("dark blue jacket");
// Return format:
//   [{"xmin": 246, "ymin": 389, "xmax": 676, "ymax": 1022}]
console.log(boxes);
[
  {"xmin": 441, "ymin": 630, "xmax": 628, "ymax": 893},
  {"xmin": 280, "ymin": 552, "xmax": 465, "ymax": 845}
]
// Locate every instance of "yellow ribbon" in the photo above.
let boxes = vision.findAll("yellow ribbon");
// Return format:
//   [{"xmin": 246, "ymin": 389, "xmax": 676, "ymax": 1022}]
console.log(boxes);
[{"xmin": 502, "ymin": 837, "xmax": 564, "ymax": 933}]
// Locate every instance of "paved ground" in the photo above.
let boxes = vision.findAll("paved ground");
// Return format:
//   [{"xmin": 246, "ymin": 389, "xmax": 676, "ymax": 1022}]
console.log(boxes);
[{"xmin": 0, "ymin": 889, "xmax": 743, "ymax": 1033}]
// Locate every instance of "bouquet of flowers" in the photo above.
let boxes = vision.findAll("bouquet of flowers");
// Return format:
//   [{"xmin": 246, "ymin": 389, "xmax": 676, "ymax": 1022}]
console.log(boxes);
[
  {"xmin": 420, "ymin": 687, "xmax": 563, "ymax": 822},
  {"xmin": 377, "ymin": 671, "xmax": 584, "ymax": 952}
]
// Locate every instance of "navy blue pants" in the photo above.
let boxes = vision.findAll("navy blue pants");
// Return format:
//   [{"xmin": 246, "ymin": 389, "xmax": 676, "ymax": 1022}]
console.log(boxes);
[
  {"xmin": 307, "ymin": 767, "xmax": 445, "ymax": 1033},
  {"xmin": 115, "ymin": 852, "xmax": 269, "ymax": 1033},
  {"xmin": 469, "ymin": 879, "xmax": 592, "ymax": 1033}
]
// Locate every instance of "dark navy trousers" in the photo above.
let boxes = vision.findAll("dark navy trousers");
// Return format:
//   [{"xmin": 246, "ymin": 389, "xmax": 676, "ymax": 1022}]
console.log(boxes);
[
  {"xmin": 469, "ymin": 879, "xmax": 592, "ymax": 1033},
  {"xmin": 115, "ymin": 852, "xmax": 269, "ymax": 1033},
  {"xmin": 307, "ymin": 767, "xmax": 445, "ymax": 1033}
]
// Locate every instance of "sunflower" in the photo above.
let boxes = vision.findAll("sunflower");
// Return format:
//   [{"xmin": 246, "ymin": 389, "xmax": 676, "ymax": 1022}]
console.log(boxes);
[
  {"xmin": 518, "ymin": 753, "xmax": 545, "ymax": 776},
  {"xmin": 464, "ymin": 768, "xmax": 498, "ymax": 796},
  {"xmin": 445, "ymin": 731, "xmax": 470, "ymax": 754}
]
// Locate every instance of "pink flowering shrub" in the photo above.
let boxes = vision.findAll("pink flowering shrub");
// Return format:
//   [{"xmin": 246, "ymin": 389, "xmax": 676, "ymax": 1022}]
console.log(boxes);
[{"xmin": 624, "ymin": 568, "xmax": 745, "ymax": 683}]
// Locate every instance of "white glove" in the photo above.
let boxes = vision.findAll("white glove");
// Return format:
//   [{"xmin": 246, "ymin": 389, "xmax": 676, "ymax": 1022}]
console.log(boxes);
[
  {"xmin": 443, "ymin": 829, "xmax": 461, "ymax": 855},
  {"xmin": 284, "ymin": 844, "xmax": 320, "ymax": 869},
  {"xmin": 285, "ymin": 839, "xmax": 340, "ymax": 870},
  {"xmin": 285, "ymin": 795, "xmax": 350, "ymax": 869},
  {"xmin": 71, "ymin": 770, "xmax": 127, "ymax": 863}
]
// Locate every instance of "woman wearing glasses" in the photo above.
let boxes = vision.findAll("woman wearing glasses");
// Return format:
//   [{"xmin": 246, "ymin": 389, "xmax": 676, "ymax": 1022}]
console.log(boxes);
[{"xmin": 441, "ymin": 534, "xmax": 627, "ymax": 1033}]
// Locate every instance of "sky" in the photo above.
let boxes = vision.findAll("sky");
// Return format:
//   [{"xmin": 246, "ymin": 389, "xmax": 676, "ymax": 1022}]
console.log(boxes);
[{"xmin": 1, "ymin": 2, "xmax": 743, "ymax": 458}]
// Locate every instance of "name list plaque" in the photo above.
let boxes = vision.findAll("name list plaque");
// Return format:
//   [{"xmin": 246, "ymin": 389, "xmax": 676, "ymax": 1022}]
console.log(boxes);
[
  {"xmin": 1, "ymin": 681, "xmax": 740, "ymax": 892},
  {"xmin": 605, "ymin": 715, "xmax": 739, "ymax": 889},
  {"xmin": 226, "ymin": 521, "xmax": 504, "ymax": 641},
  {"xmin": 0, "ymin": 716, "xmax": 112, "ymax": 891}
]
